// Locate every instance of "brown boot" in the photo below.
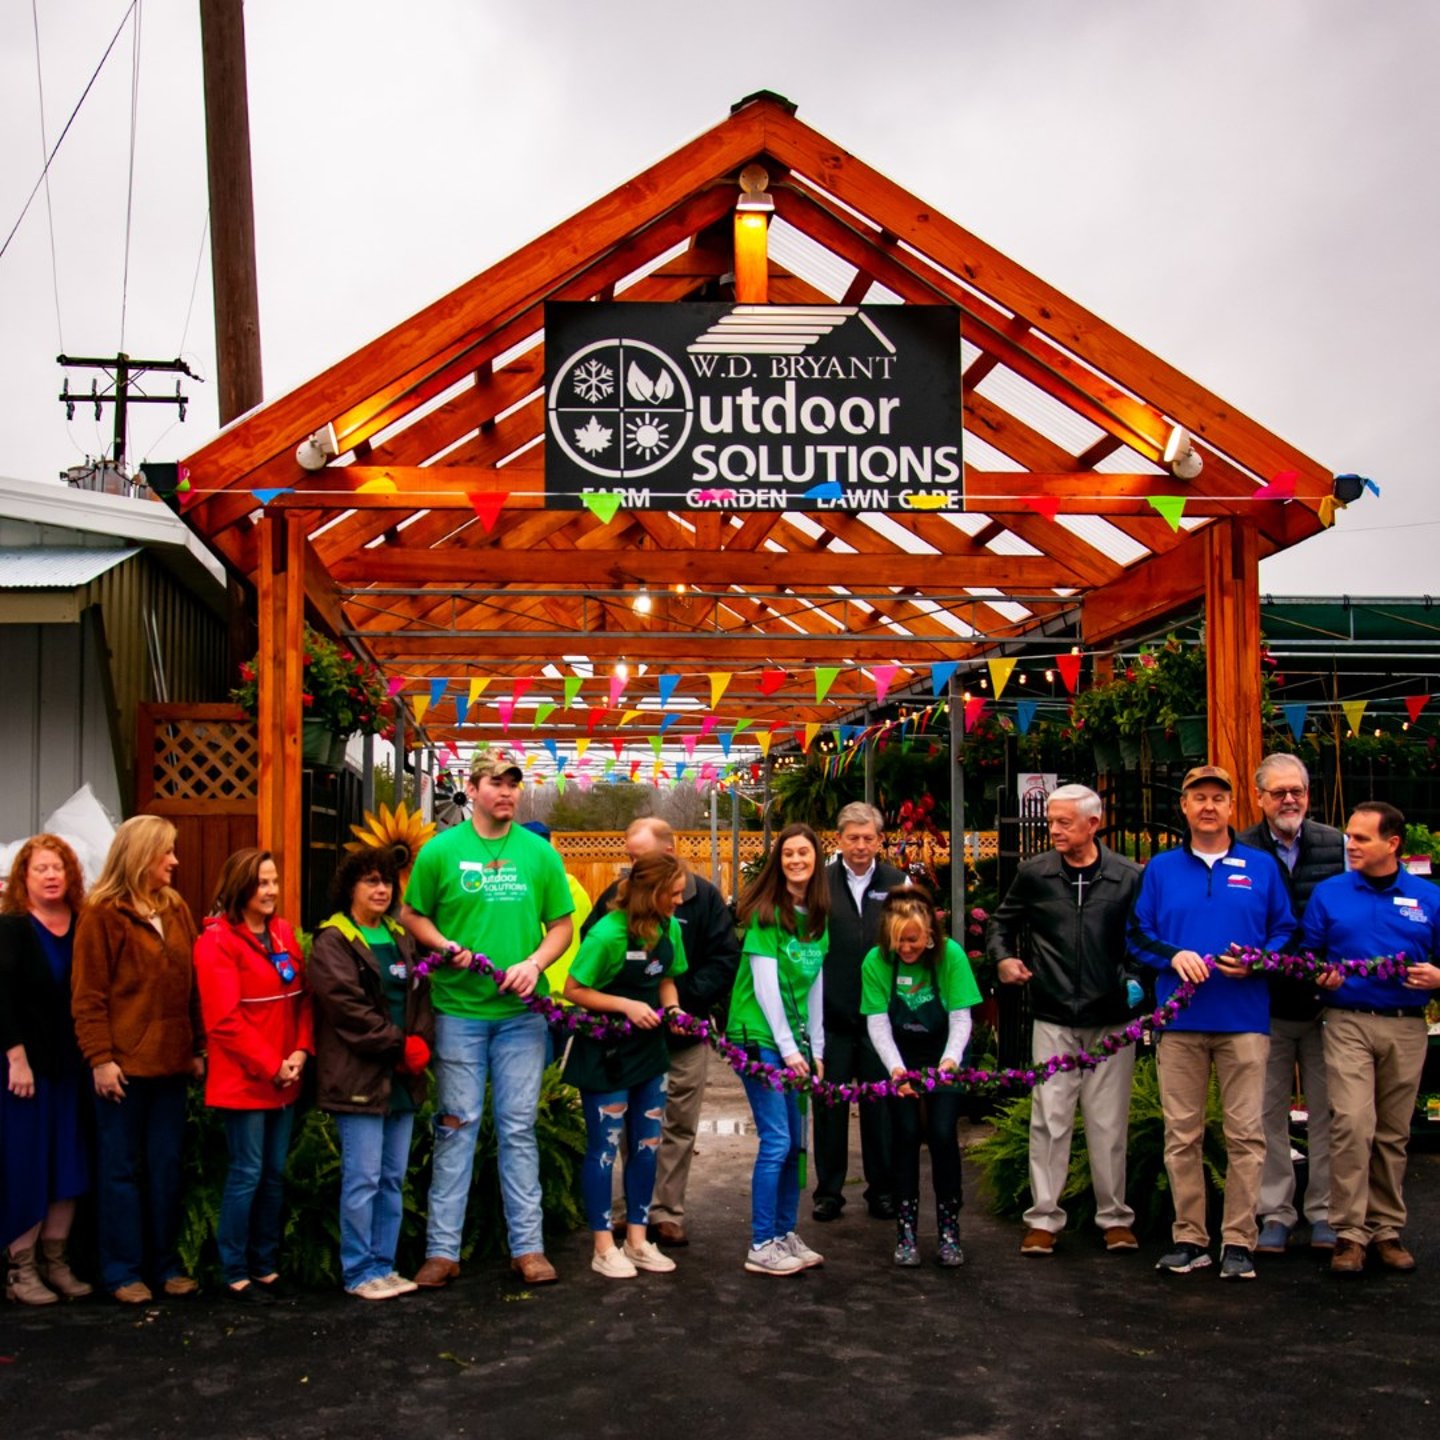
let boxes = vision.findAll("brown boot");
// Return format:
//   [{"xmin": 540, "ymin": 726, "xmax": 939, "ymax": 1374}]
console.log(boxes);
[
  {"xmin": 5, "ymin": 1247, "xmax": 60, "ymax": 1306},
  {"xmin": 1330, "ymin": 1238, "xmax": 1367, "ymax": 1276},
  {"xmin": 39, "ymin": 1239, "xmax": 94, "ymax": 1299}
]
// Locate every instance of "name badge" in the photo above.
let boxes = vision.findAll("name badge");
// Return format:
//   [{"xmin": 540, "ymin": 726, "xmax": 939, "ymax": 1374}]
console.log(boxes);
[
  {"xmin": 625, "ymin": 949, "xmax": 648, "ymax": 962},
  {"xmin": 1227, "ymin": 874, "xmax": 1252, "ymax": 889},
  {"xmin": 867, "ymin": 890, "xmax": 889, "ymax": 903},
  {"xmin": 1222, "ymin": 857, "xmax": 1246, "ymax": 868},
  {"xmin": 1394, "ymin": 896, "xmax": 1418, "ymax": 908}
]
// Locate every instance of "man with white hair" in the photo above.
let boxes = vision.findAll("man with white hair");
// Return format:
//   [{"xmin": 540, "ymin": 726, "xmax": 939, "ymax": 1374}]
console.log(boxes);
[
  {"xmin": 1237, "ymin": 753, "xmax": 1344, "ymax": 1256},
  {"xmin": 987, "ymin": 784, "xmax": 1144, "ymax": 1255}
]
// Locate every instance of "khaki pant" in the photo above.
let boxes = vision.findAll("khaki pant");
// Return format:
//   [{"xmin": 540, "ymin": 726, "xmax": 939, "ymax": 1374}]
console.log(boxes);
[
  {"xmin": 1156, "ymin": 1030, "xmax": 1268, "ymax": 1249},
  {"xmin": 1024, "ymin": 1020, "xmax": 1136, "ymax": 1234},
  {"xmin": 1322, "ymin": 1008, "xmax": 1429, "ymax": 1245},
  {"xmin": 647, "ymin": 1041, "xmax": 709, "ymax": 1225},
  {"xmin": 1258, "ymin": 1016, "xmax": 1331, "ymax": 1227}
]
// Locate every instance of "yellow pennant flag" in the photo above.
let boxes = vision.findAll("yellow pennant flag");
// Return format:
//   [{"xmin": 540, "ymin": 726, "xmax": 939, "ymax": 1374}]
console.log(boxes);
[
  {"xmin": 412, "ymin": 694, "xmax": 431, "ymax": 723},
  {"xmin": 575, "ymin": 738, "xmax": 590, "ymax": 761},
  {"xmin": 987, "ymin": 657, "xmax": 1017, "ymax": 700},
  {"xmin": 709, "ymin": 672, "xmax": 732, "ymax": 708},
  {"xmin": 756, "ymin": 731, "xmax": 773, "ymax": 758},
  {"xmin": 527, "ymin": 752, "xmax": 541, "ymax": 768},
  {"xmin": 803, "ymin": 722, "xmax": 821, "ymax": 752},
  {"xmin": 1341, "ymin": 699, "xmax": 1368, "ymax": 734},
  {"xmin": 468, "ymin": 677, "xmax": 490, "ymax": 706},
  {"xmin": 619, "ymin": 709, "xmax": 643, "ymax": 727}
]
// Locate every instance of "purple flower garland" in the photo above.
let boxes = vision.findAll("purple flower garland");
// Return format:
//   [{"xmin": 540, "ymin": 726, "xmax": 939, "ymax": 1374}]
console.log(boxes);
[{"xmin": 414, "ymin": 947, "xmax": 1410, "ymax": 1105}]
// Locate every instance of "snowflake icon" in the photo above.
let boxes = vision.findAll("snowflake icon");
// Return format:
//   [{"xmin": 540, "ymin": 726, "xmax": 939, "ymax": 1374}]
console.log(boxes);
[
  {"xmin": 573, "ymin": 416, "xmax": 613, "ymax": 455},
  {"xmin": 571, "ymin": 359, "xmax": 614, "ymax": 404}
]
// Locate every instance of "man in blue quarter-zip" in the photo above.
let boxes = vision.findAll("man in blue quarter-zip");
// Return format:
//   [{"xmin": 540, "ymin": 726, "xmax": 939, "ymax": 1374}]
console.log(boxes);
[
  {"xmin": 1130, "ymin": 766, "xmax": 1295, "ymax": 1281},
  {"xmin": 1302, "ymin": 801, "xmax": 1440, "ymax": 1277}
]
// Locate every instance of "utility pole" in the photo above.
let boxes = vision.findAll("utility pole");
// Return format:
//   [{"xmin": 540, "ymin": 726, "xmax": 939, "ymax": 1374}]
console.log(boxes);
[{"xmin": 57, "ymin": 353, "xmax": 195, "ymax": 472}]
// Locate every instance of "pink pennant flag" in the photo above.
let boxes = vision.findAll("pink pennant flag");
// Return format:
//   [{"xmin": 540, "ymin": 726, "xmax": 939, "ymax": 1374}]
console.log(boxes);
[
  {"xmin": 497, "ymin": 700, "xmax": 515, "ymax": 734},
  {"xmin": 608, "ymin": 674, "xmax": 625, "ymax": 709},
  {"xmin": 699, "ymin": 715, "xmax": 719, "ymax": 740},
  {"xmin": 386, "ymin": 676, "xmax": 407, "ymax": 698},
  {"xmin": 872, "ymin": 665, "xmax": 899, "ymax": 705},
  {"xmin": 1252, "ymin": 469, "xmax": 1298, "ymax": 501},
  {"xmin": 683, "ymin": 734, "xmax": 699, "ymax": 758}
]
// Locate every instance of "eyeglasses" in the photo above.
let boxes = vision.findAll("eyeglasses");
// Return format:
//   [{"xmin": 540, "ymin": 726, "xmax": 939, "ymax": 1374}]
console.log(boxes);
[{"xmin": 1261, "ymin": 786, "xmax": 1307, "ymax": 800}]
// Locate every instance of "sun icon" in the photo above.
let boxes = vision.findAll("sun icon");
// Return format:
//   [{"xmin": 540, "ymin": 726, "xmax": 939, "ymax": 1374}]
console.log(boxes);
[{"xmin": 625, "ymin": 412, "xmax": 670, "ymax": 459}]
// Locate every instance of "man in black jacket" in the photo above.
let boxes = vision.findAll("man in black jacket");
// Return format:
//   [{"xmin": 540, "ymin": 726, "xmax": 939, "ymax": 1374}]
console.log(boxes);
[
  {"xmin": 987, "ymin": 784, "xmax": 1143, "ymax": 1255},
  {"xmin": 580, "ymin": 817, "xmax": 740, "ymax": 1247},
  {"xmin": 1238, "ymin": 752, "xmax": 1345, "ymax": 1255},
  {"xmin": 812, "ymin": 802, "xmax": 905, "ymax": 1222}
]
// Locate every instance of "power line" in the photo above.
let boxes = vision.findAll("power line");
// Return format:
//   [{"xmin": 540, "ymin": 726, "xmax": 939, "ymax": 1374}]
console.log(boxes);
[
  {"xmin": 30, "ymin": 0, "xmax": 64, "ymax": 351},
  {"xmin": 0, "ymin": 0, "xmax": 138, "ymax": 264},
  {"xmin": 119, "ymin": 0, "xmax": 144, "ymax": 349}
]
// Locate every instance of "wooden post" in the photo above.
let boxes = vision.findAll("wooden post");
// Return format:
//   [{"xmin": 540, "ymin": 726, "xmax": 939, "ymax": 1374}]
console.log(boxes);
[
  {"xmin": 733, "ymin": 202, "xmax": 769, "ymax": 303},
  {"xmin": 256, "ymin": 513, "xmax": 304, "ymax": 922},
  {"xmin": 1204, "ymin": 517, "xmax": 1262, "ymax": 829},
  {"xmin": 948, "ymin": 676, "xmax": 966, "ymax": 940}
]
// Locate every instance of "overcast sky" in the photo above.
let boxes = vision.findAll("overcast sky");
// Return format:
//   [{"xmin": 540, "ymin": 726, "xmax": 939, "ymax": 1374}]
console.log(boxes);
[{"xmin": 2, "ymin": 0, "xmax": 1436, "ymax": 594}]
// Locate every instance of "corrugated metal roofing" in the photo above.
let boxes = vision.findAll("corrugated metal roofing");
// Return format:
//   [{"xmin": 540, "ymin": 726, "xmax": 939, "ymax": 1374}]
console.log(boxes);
[{"xmin": 0, "ymin": 547, "xmax": 135, "ymax": 588}]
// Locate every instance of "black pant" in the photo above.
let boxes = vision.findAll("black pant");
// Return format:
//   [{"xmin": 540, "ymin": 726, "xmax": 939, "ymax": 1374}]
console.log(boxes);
[
  {"xmin": 812, "ymin": 1027, "xmax": 893, "ymax": 1204},
  {"xmin": 888, "ymin": 1089, "xmax": 963, "ymax": 1205}
]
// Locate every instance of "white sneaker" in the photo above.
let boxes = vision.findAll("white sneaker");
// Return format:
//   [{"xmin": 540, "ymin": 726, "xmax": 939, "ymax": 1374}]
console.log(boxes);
[
  {"xmin": 382, "ymin": 1272, "xmax": 419, "ymax": 1295},
  {"xmin": 345, "ymin": 1277, "xmax": 397, "ymax": 1301},
  {"xmin": 623, "ymin": 1240, "xmax": 677, "ymax": 1274},
  {"xmin": 744, "ymin": 1239, "xmax": 805, "ymax": 1276},
  {"xmin": 780, "ymin": 1231, "xmax": 824, "ymax": 1269},
  {"xmin": 591, "ymin": 1247, "xmax": 638, "ymax": 1279}
]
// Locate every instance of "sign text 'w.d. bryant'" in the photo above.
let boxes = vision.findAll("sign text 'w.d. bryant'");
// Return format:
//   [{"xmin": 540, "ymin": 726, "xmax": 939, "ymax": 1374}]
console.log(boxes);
[{"xmin": 543, "ymin": 302, "xmax": 961, "ymax": 511}]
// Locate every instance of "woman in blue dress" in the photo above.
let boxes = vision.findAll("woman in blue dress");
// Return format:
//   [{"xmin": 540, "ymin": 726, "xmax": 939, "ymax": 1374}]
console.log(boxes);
[{"xmin": 1, "ymin": 834, "xmax": 93, "ymax": 1305}]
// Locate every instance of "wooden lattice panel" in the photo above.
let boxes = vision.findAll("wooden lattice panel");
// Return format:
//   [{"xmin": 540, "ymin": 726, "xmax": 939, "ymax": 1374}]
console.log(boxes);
[{"xmin": 138, "ymin": 704, "xmax": 258, "ymax": 809}]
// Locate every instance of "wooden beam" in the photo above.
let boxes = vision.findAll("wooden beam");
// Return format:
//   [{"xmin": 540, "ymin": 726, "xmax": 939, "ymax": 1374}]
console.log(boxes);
[
  {"xmin": 360, "ymin": 632, "xmax": 976, "ymax": 662},
  {"xmin": 1205, "ymin": 518, "xmax": 1262, "ymax": 828}
]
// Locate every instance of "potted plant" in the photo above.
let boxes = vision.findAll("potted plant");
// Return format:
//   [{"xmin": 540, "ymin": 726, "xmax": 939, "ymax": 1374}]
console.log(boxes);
[
  {"xmin": 231, "ymin": 626, "xmax": 394, "ymax": 768},
  {"xmin": 1071, "ymin": 677, "xmax": 1125, "ymax": 773}
]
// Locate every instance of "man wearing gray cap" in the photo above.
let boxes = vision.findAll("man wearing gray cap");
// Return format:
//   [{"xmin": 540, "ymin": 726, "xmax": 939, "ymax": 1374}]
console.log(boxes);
[{"xmin": 401, "ymin": 750, "xmax": 575, "ymax": 1288}]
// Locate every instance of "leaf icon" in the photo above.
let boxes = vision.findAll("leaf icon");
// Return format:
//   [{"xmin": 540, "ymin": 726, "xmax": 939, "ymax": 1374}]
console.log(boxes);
[
  {"xmin": 627, "ymin": 363, "xmax": 656, "ymax": 402},
  {"xmin": 653, "ymin": 371, "xmax": 675, "ymax": 401}
]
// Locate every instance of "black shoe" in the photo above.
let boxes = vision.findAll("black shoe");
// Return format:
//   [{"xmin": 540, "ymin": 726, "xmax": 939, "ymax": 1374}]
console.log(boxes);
[
  {"xmin": 225, "ymin": 1281, "xmax": 276, "ymax": 1306},
  {"xmin": 867, "ymin": 1196, "xmax": 898, "ymax": 1221},
  {"xmin": 812, "ymin": 1197, "xmax": 845, "ymax": 1223}
]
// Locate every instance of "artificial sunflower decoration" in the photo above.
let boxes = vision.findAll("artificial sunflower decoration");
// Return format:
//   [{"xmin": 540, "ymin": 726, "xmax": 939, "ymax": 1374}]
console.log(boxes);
[{"xmin": 345, "ymin": 801, "xmax": 437, "ymax": 885}]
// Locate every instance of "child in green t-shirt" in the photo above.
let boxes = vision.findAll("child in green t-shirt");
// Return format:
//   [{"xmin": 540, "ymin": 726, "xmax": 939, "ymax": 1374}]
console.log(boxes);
[{"xmin": 860, "ymin": 884, "xmax": 980, "ymax": 1268}]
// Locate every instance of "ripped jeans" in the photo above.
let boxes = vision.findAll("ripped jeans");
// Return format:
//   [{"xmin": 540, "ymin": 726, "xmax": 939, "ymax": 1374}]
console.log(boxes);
[{"xmin": 580, "ymin": 1073, "xmax": 669, "ymax": 1233}]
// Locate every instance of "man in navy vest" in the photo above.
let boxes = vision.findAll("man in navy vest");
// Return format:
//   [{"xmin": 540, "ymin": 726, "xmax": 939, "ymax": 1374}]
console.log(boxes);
[{"xmin": 1303, "ymin": 801, "xmax": 1440, "ymax": 1276}]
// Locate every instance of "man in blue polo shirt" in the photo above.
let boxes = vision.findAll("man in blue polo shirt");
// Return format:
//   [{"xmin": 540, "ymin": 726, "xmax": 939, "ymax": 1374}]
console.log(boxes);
[
  {"xmin": 1303, "ymin": 800, "xmax": 1440, "ymax": 1276},
  {"xmin": 1130, "ymin": 766, "xmax": 1295, "ymax": 1280}
]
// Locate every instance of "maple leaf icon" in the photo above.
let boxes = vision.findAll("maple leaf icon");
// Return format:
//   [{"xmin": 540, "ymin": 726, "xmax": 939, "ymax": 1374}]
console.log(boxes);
[{"xmin": 573, "ymin": 416, "xmax": 613, "ymax": 455}]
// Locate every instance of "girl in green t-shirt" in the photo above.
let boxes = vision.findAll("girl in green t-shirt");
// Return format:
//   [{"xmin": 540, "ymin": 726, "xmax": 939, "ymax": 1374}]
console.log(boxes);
[
  {"xmin": 860, "ymin": 884, "xmax": 980, "ymax": 1268},
  {"xmin": 729, "ymin": 823, "xmax": 830, "ymax": 1278},
  {"xmin": 563, "ymin": 850, "xmax": 687, "ymax": 1281}
]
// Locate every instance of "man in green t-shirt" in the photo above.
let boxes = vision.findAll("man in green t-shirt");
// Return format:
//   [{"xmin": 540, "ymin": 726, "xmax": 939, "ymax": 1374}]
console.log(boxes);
[{"xmin": 401, "ymin": 751, "xmax": 574, "ymax": 1288}]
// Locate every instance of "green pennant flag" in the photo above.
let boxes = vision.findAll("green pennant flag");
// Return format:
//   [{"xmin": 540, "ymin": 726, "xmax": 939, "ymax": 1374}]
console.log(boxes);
[
  {"xmin": 649, "ymin": 735, "xmax": 664, "ymax": 756},
  {"xmin": 815, "ymin": 666, "xmax": 841, "ymax": 704},
  {"xmin": 581, "ymin": 491, "xmax": 623, "ymax": 525},
  {"xmin": 1148, "ymin": 495, "xmax": 1187, "ymax": 532},
  {"xmin": 732, "ymin": 718, "xmax": 753, "ymax": 736},
  {"xmin": 554, "ymin": 772, "xmax": 567, "ymax": 794},
  {"xmin": 532, "ymin": 702, "xmax": 556, "ymax": 728},
  {"xmin": 562, "ymin": 675, "xmax": 584, "ymax": 708}
]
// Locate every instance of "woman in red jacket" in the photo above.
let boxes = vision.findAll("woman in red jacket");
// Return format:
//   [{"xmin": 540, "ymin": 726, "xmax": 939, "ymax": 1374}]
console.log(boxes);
[{"xmin": 194, "ymin": 849, "xmax": 312, "ymax": 1305}]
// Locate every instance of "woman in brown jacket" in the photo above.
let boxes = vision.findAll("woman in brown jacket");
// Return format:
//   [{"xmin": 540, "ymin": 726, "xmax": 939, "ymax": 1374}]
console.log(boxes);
[
  {"xmin": 310, "ymin": 847, "xmax": 433, "ymax": 1301},
  {"xmin": 71, "ymin": 816, "xmax": 203, "ymax": 1304}
]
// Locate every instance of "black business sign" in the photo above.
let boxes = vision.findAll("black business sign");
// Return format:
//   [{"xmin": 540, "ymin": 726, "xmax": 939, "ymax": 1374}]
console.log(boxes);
[{"xmin": 543, "ymin": 302, "xmax": 961, "ymax": 512}]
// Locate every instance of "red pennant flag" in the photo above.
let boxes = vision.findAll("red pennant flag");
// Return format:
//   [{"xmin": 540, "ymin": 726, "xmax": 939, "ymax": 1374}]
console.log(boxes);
[
  {"xmin": 587, "ymin": 706, "xmax": 606, "ymax": 735},
  {"xmin": 612, "ymin": 736, "xmax": 625, "ymax": 759},
  {"xmin": 1405, "ymin": 694, "xmax": 1431, "ymax": 724},
  {"xmin": 512, "ymin": 677, "xmax": 533, "ymax": 704},
  {"xmin": 1023, "ymin": 495, "xmax": 1061, "ymax": 522},
  {"xmin": 749, "ymin": 763, "xmax": 761, "ymax": 782},
  {"xmin": 628, "ymin": 760, "xmax": 642, "ymax": 780},
  {"xmin": 964, "ymin": 696, "xmax": 988, "ymax": 732},
  {"xmin": 759, "ymin": 668, "xmax": 788, "ymax": 696},
  {"xmin": 1056, "ymin": 653, "xmax": 1082, "ymax": 693},
  {"xmin": 466, "ymin": 491, "xmax": 507, "ymax": 531}
]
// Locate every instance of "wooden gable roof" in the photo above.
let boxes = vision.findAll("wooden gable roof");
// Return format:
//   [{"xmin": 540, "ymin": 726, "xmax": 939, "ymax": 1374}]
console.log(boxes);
[{"xmin": 179, "ymin": 91, "xmax": 1330, "ymax": 745}]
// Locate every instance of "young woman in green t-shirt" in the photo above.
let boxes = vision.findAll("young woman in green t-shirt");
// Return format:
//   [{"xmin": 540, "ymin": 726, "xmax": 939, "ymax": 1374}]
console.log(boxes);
[
  {"xmin": 860, "ymin": 885, "xmax": 980, "ymax": 1268},
  {"xmin": 564, "ymin": 850, "xmax": 688, "ymax": 1280},
  {"xmin": 728, "ymin": 823, "xmax": 830, "ymax": 1277}
]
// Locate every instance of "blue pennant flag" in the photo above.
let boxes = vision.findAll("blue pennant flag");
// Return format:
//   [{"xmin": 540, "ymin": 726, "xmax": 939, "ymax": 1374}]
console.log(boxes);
[
  {"xmin": 930, "ymin": 661, "xmax": 959, "ymax": 697},
  {"xmin": 1283, "ymin": 703, "xmax": 1308, "ymax": 742},
  {"xmin": 676, "ymin": 761, "xmax": 688, "ymax": 781},
  {"xmin": 656, "ymin": 674, "xmax": 681, "ymax": 708},
  {"xmin": 454, "ymin": 695, "xmax": 469, "ymax": 726},
  {"xmin": 719, "ymin": 731, "xmax": 733, "ymax": 758},
  {"xmin": 659, "ymin": 712, "xmax": 680, "ymax": 733},
  {"xmin": 428, "ymin": 678, "xmax": 448, "ymax": 708},
  {"xmin": 251, "ymin": 487, "xmax": 293, "ymax": 506},
  {"xmin": 803, "ymin": 481, "xmax": 844, "ymax": 501},
  {"xmin": 543, "ymin": 739, "xmax": 559, "ymax": 763},
  {"xmin": 1015, "ymin": 699, "xmax": 1038, "ymax": 735}
]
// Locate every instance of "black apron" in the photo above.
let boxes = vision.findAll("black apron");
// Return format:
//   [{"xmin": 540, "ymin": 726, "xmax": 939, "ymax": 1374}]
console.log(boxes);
[
  {"xmin": 888, "ymin": 960, "xmax": 949, "ymax": 1071},
  {"xmin": 562, "ymin": 930, "xmax": 673, "ymax": 1093}
]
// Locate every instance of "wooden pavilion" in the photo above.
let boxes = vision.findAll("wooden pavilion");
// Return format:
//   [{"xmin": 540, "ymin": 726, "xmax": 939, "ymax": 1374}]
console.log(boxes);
[{"xmin": 177, "ymin": 92, "xmax": 1333, "ymax": 919}]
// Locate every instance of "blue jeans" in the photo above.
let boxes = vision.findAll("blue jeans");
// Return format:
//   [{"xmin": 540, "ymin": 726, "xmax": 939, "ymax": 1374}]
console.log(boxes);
[
  {"xmin": 580, "ymin": 1073, "xmax": 669, "ymax": 1233},
  {"xmin": 217, "ymin": 1106, "xmax": 296, "ymax": 1283},
  {"xmin": 335, "ymin": 1111, "xmax": 415, "ymax": 1289},
  {"xmin": 740, "ymin": 1048, "xmax": 805, "ymax": 1248},
  {"xmin": 92, "ymin": 1074, "xmax": 188, "ymax": 1292},
  {"xmin": 428, "ymin": 1011, "xmax": 548, "ymax": 1261}
]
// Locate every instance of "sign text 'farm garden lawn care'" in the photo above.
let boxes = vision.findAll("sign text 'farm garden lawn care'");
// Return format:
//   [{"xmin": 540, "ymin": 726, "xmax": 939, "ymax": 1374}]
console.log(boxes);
[{"xmin": 543, "ymin": 302, "xmax": 961, "ymax": 511}]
